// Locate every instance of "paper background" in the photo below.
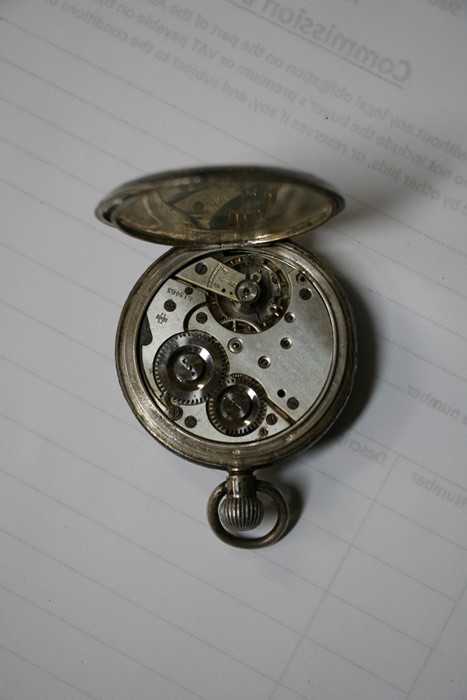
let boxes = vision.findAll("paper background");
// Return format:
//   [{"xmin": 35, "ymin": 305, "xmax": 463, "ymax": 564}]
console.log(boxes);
[{"xmin": 1, "ymin": 1, "xmax": 467, "ymax": 698}]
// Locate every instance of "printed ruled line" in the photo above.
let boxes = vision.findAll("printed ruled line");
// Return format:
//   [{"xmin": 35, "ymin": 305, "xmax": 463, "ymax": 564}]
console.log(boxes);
[
  {"xmin": 339, "ymin": 267, "xmax": 467, "ymax": 355},
  {"xmin": 1, "ymin": 403, "xmax": 462, "ymax": 610},
  {"xmin": 0, "ymin": 20, "xmax": 278, "ymax": 163},
  {"xmin": 274, "ymin": 454, "xmax": 416, "ymax": 699},
  {"xmin": 0, "ymin": 353, "xmax": 137, "ymax": 433},
  {"xmin": 0, "ymin": 583, "xmax": 209, "ymax": 700},
  {"xmin": 1, "ymin": 174, "xmax": 466, "ymax": 388},
  {"xmin": 2, "ymin": 333, "xmax": 464, "ymax": 692},
  {"xmin": 0, "ymin": 527, "xmax": 280, "ymax": 691},
  {"xmin": 2, "ymin": 254, "xmax": 467, "ymax": 500},
  {"xmin": 0, "ymin": 459, "xmax": 427, "ymax": 697},
  {"xmin": 0, "ymin": 93, "xmax": 145, "ymax": 173},
  {"xmin": 312, "ymin": 454, "xmax": 413, "ymax": 661},
  {"xmin": 0, "ymin": 419, "xmax": 320, "ymax": 637},
  {"xmin": 377, "ymin": 333, "xmax": 467, "ymax": 383},
  {"xmin": 269, "ymin": 458, "xmax": 411, "ymax": 698},
  {"xmin": 271, "ymin": 422, "xmax": 466, "ymax": 694},
  {"xmin": 224, "ymin": 0, "xmax": 406, "ymax": 89},
  {"xmin": 3, "ymin": 399, "xmax": 465, "ymax": 604},
  {"xmin": 326, "ymin": 418, "xmax": 467, "ymax": 508},
  {"xmin": 0, "ymin": 298, "xmax": 113, "ymax": 363},
  {"xmin": 2, "ymin": 117, "xmax": 465, "ymax": 310},
  {"xmin": 0, "ymin": 139, "xmax": 442, "ymax": 371},
  {"xmin": 0, "ymin": 9, "xmax": 467, "ymax": 697},
  {"xmin": 0, "ymin": 144, "xmax": 465, "ymax": 366},
  {"xmin": 0, "ymin": 238, "xmax": 121, "ymax": 309},
  {"xmin": 0, "ymin": 133, "xmax": 106, "ymax": 194},
  {"xmin": 265, "ymin": 507, "xmax": 458, "ymax": 603},
  {"xmin": 3, "ymin": 20, "xmax": 466, "ymax": 262},
  {"xmin": 280, "ymin": 640, "xmax": 409, "ymax": 698},
  {"xmin": 407, "ymin": 580, "xmax": 467, "ymax": 696},
  {"xmin": 348, "ymin": 195, "xmax": 467, "ymax": 260},
  {"xmin": 1, "ymin": 165, "xmax": 465, "ymax": 392},
  {"xmin": 0, "ymin": 471, "xmax": 300, "ymax": 688},
  {"xmin": 0, "ymin": 53, "xmax": 209, "ymax": 167},
  {"xmin": 7, "ymin": 8, "xmax": 407, "ymax": 91},
  {"xmin": 2, "ymin": 274, "xmax": 466, "ymax": 509},
  {"xmin": 329, "ymin": 223, "xmax": 467, "ymax": 302},
  {"xmin": 0, "ymin": 643, "xmax": 100, "ymax": 700},
  {"xmin": 0, "ymin": 177, "xmax": 154, "ymax": 263},
  {"xmin": 365, "ymin": 284, "xmax": 467, "ymax": 345}
]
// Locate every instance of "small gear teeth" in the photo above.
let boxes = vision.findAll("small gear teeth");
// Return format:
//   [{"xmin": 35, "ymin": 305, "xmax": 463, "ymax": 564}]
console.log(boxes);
[
  {"xmin": 207, "ymin": 374, "xmax": 267, "ymax": 437},
  {"xmin": 218, "ymin": 315, "xmax": 262, "ymax": 333},
  {"xmin": 207, "ymin": 253, "xmax": 289, "ymax": 335},
  {"xmin": 153, "ymin": 330, "xmax": 229, "ymax": 405}
]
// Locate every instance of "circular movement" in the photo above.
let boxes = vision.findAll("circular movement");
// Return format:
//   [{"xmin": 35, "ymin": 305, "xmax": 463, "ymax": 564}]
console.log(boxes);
[{"xmin": 96, "ymin": 166, "xmax": 357, "ymax": 547}]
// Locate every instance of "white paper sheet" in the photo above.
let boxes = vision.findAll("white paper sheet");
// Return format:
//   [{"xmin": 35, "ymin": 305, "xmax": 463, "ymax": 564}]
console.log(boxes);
[{"xmin": 1, "ymin": 1, "xmax": 467, "ymax": 698}]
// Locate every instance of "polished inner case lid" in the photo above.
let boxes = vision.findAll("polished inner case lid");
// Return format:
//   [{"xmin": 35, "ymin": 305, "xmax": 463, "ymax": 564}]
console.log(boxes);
[{"xmin": 95, "ymin": 166, "xmax": 344, "ymax": 247}]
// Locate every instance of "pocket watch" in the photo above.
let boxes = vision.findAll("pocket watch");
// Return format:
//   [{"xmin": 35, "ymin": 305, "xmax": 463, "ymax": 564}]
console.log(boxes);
[{"xmin": 96, "ymin": 166, "xmax": 357, "ymax": 548}]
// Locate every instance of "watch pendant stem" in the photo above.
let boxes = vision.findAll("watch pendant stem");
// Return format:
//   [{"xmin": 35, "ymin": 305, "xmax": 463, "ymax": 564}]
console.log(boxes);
[
  {"xmin": 207, "ymin": 471, "xmax": 290, "ymax": 548},
  {"xmin": 219, "ymin": 474, "xmax": 264, "ymax": 532}
]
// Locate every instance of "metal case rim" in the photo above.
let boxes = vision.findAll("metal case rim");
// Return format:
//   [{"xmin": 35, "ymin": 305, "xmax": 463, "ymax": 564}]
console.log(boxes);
[{"xmin": 115, "ymin": 241, "xmax": 357, "ymax": 472}]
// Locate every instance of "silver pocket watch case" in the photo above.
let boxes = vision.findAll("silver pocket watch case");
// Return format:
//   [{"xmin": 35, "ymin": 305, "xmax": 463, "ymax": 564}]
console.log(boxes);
[{"xmin": 96, "ymin": 166, "xmax": 357, "ymax": 548}]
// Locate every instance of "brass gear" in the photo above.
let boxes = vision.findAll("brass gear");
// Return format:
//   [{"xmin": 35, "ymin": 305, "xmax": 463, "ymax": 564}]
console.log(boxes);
[{"xmin": 153, "ymin": 331, "xmax": 229, "ymax": 405}]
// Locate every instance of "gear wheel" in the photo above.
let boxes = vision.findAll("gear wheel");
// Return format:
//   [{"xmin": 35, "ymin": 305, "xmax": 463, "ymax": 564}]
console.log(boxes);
[
  {"xmin": 216, "ymin": 315, "xmax": 262, "ymax": 333},
  {"xmin": 153, "ymin": 331, "xmax": 229, "ymax": 405},
  {"xmin": 207, "ymin": 254, "xmax": 290, "ymax": 335},
  {"xmin": 207, "ymin": 374, "xmax": 267, "ymax": 437}
]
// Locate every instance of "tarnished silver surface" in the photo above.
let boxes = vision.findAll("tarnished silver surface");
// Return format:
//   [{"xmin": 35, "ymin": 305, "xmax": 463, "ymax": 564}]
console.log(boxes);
[
  {"xmin": 95, "ymin": 165, "xmax": 344, "ymax": 247},
  {"xmin": 175, "ymin": 256, "xmax": 247, "ymax": 300},
  {"xmin": 218, "ymin": 473, "xmax": 265, "ymax": 532},
  {"xmin": 207, "ymin": 474, "xmax": 290, "ymax": 548},
  {"xmin": 125, "ymin": 243, "xmax": 355, "ymax": 459},
  {"xmin": 96, "ymin": 166, "xmax": 357, "ymax": 548}
]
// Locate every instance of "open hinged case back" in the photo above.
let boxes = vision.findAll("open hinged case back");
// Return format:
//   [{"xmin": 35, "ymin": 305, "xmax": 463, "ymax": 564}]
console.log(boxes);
[{"xmin": 96, "ymin": 166, "xmax": 357, "ymax": 548}]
